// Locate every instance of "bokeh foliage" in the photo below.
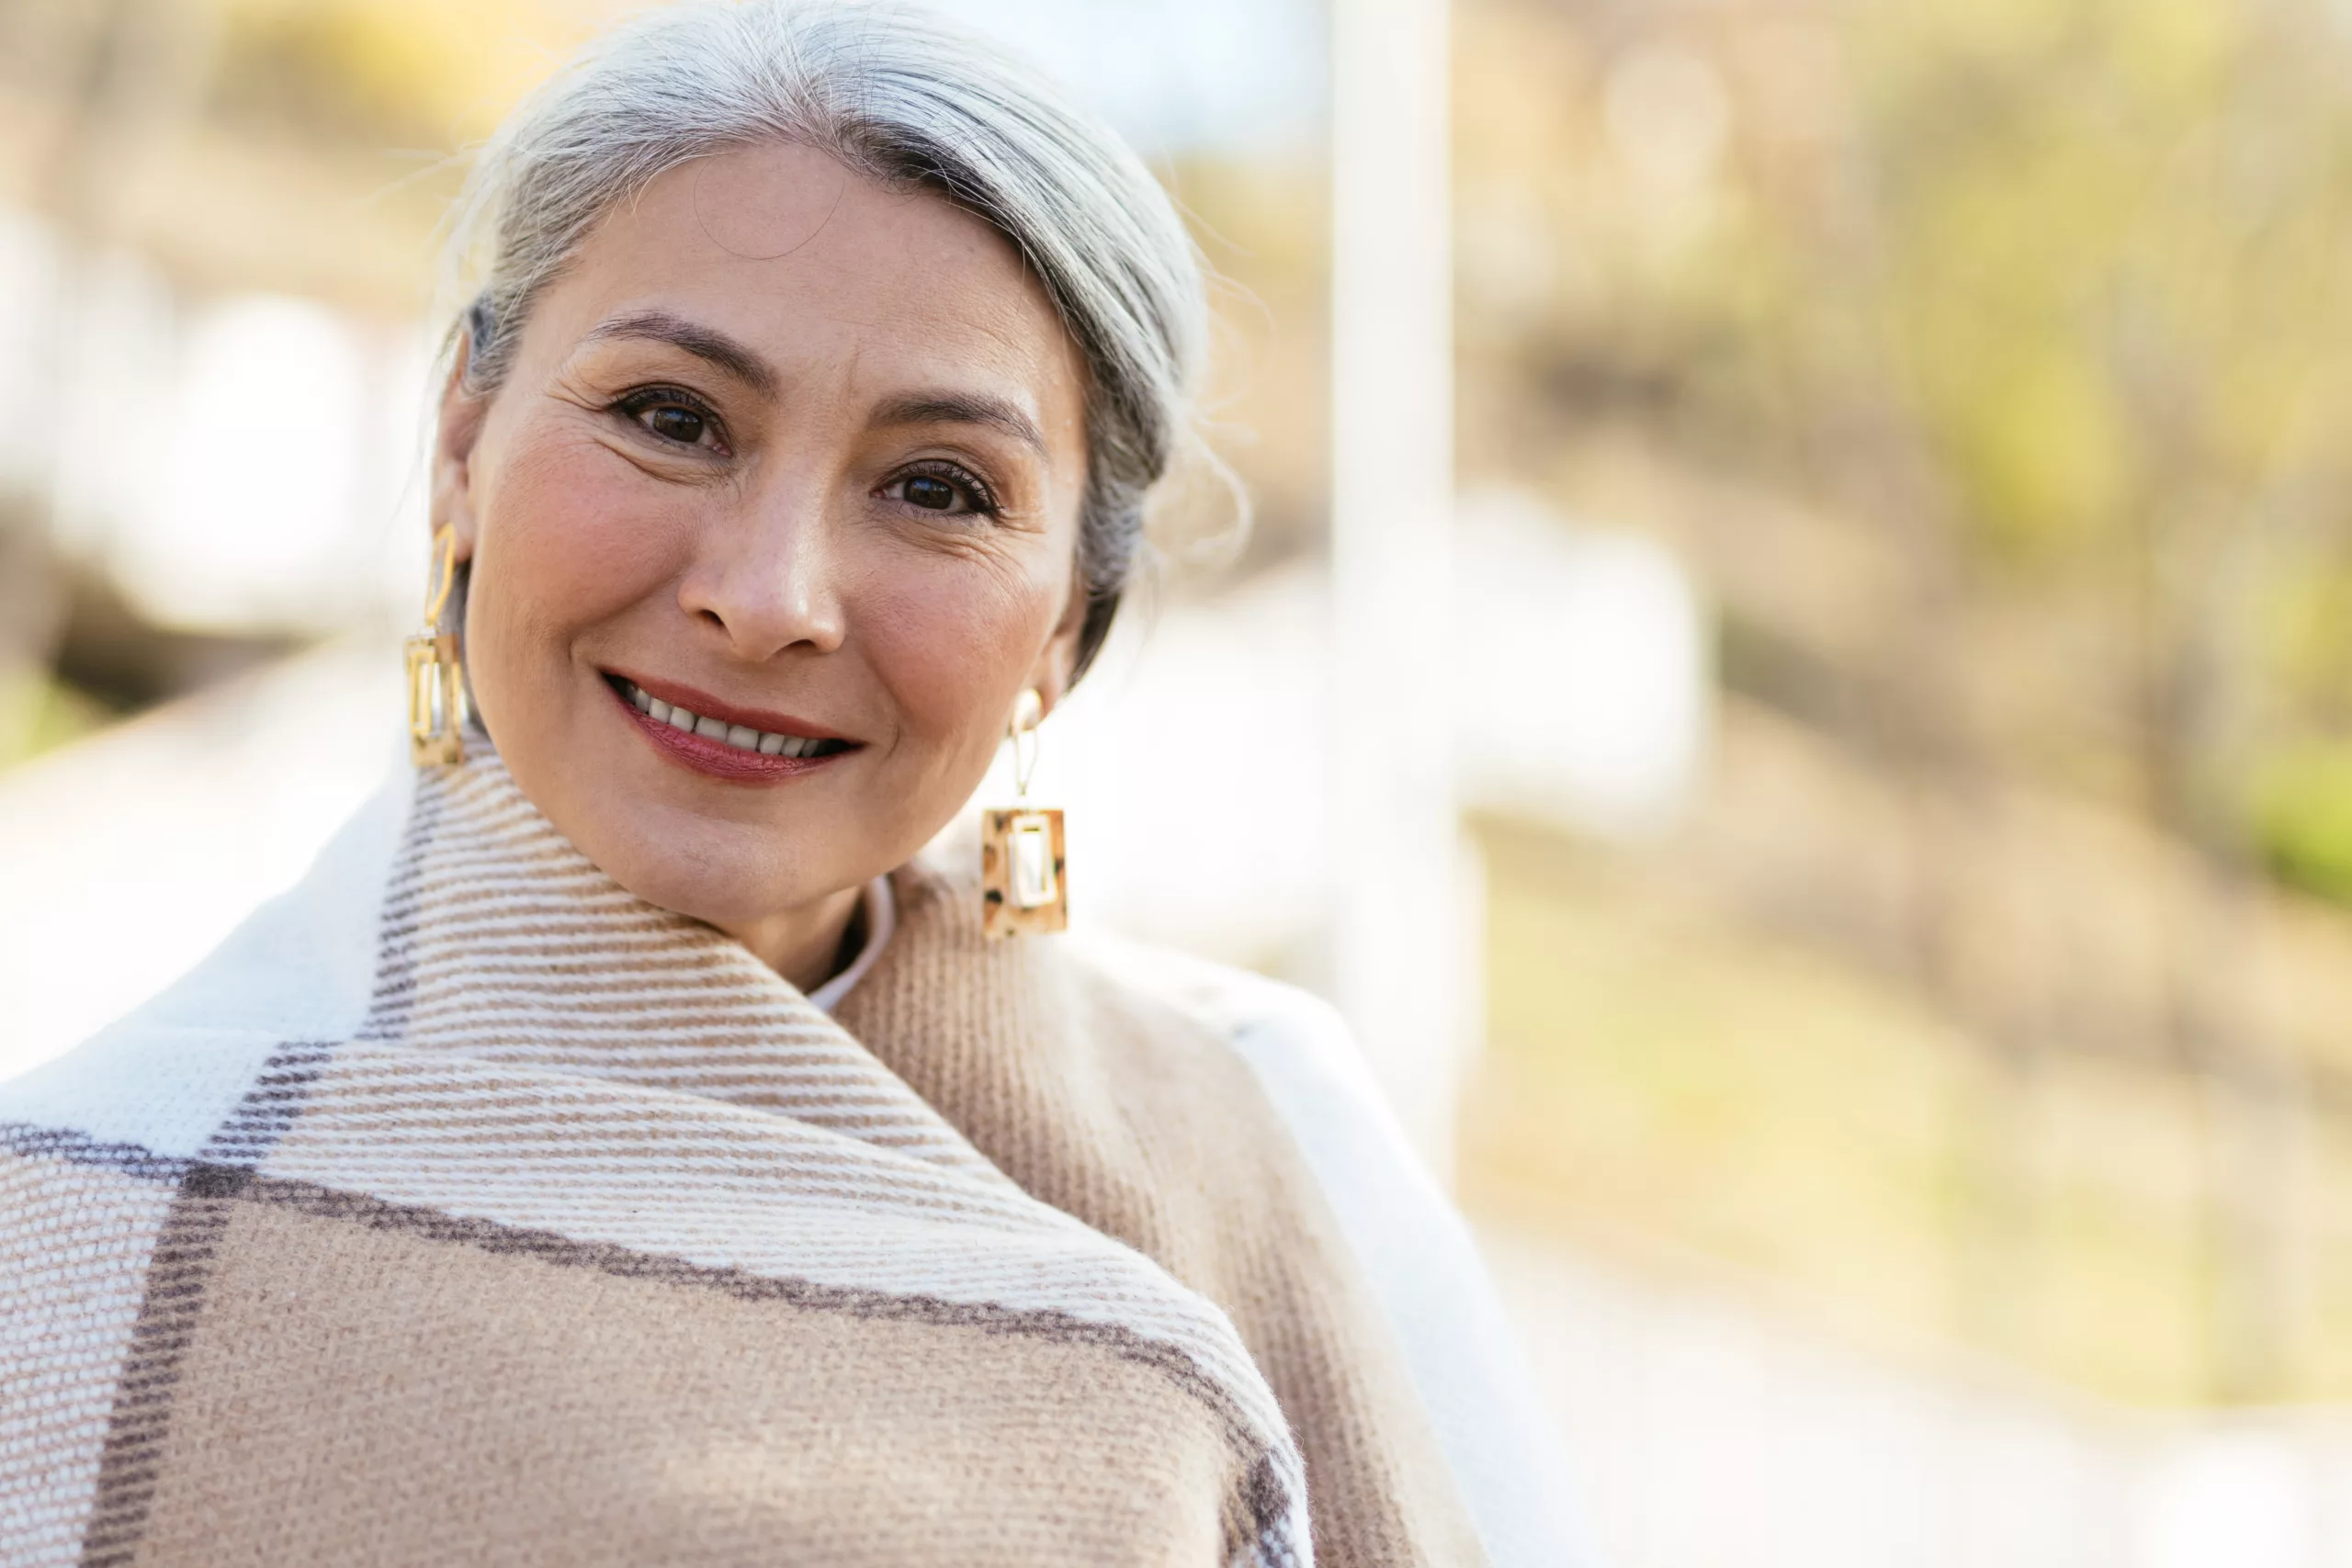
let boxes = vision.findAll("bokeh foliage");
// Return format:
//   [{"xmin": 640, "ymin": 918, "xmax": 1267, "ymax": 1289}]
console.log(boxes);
[
  {"xmin": 1466, "ymin": 0, "xmax": 2352, "ymax": 908},
  {"xmin": 1459, "ymin": 0, "xmax": 2352, "ymax": 1404}
]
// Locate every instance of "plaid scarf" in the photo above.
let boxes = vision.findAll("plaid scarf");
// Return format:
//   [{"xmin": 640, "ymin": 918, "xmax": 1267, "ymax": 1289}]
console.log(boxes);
[{"xmin": 2, "ymin": 749, "xmax": 1482, "ymax": 1566}]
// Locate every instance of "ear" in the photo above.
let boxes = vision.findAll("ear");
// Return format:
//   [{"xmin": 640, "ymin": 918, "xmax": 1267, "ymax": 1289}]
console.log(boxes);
[
  {"xmin": 429, "ymin": 337, "xmax": 492, "ymax": 563},
  {"xmin": 1023, "ymin": 570, "xmax": 1091, "ymax": 716}
]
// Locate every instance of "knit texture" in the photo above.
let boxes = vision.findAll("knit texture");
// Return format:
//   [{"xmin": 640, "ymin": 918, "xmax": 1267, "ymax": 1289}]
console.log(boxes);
[{"xmin": 0, "ymin": 748, "xmax": 1484, "ymax": 1567}]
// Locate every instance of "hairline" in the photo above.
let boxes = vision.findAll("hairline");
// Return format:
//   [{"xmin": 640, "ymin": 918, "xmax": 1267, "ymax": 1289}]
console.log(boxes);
[{"xmin": 441, "ymin": 1, "xmax": 1213, "ymax": 678}]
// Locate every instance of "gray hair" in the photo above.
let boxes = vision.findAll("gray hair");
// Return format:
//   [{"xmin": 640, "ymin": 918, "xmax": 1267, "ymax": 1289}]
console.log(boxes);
[{"xmin": 441, "ymin": 0, "xmax": 1211, "ymax": 678}]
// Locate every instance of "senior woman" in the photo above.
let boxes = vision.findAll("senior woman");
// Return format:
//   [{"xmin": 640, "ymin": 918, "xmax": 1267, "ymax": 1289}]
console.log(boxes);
[{"xmin": 0, "ymin": 5, "xmax": 1575, "ymax": 1566}]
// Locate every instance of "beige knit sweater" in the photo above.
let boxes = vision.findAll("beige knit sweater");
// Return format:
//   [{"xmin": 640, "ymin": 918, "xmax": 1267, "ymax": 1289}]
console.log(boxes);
[{"xmin": 0, "ymin": 749, "xmax": 1487, "ymax": 1567}]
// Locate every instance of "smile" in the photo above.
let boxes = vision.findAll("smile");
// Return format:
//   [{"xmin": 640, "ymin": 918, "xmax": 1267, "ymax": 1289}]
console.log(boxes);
[{"xmin": 605, "ymin": 672, "xmax": 859, "ymax": 783}]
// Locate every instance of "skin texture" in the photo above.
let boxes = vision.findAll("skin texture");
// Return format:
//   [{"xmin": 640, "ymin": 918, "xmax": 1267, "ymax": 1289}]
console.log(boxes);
[{"xmin": 430, "ymin": 143, "xmax": 1092, "ymax": 990}]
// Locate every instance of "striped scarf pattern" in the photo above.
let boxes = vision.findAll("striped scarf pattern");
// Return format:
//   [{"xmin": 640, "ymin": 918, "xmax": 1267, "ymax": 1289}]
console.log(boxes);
[{"xmin": 2, "ymin": 750, "xmax": 1315, "ymax": 1567}]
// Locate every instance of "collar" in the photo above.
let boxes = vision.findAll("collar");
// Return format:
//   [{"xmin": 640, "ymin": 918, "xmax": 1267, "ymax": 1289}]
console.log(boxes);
[{"xmin": 807, "ymin": 874, "xmax": 896, "ymax": 1013}]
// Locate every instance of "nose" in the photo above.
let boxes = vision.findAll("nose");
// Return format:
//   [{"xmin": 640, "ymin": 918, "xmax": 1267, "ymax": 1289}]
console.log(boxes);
[{"xmin": 675, "ymin": 477, "xmax": 848, "ymax": 660}]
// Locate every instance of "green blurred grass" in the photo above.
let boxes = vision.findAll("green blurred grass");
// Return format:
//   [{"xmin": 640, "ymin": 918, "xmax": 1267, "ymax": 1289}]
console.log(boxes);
[{"xmin": 1459, "ymin": 813, "xmax": 2301, "ymax": 1407}]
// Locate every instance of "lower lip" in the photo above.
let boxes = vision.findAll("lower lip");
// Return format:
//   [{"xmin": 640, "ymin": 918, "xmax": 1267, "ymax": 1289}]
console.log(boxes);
[{"xmin": 611, "ymin": 683, "xmax": 853, "ymax": 784}]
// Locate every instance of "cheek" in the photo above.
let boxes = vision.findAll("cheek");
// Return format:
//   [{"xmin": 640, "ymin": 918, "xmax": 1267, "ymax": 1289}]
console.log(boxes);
[
  {"xmin": 474, "ymin": 423, "xmax": 688, "ymax": 651},
  {"xmin": 856, "ymin": 547, "xmax": 1063, "ymax": 761}
]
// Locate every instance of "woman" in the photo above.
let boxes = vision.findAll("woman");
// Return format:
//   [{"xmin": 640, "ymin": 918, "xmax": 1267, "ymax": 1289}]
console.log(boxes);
[{"xmin": 0, "ymin": 5, "xmax": 1575, "ymax": 1564}]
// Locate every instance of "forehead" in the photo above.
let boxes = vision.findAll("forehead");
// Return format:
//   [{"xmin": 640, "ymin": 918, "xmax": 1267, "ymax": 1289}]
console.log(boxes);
[{"xmin": 539, "ymin": 142, "xmax": 1085, "ymax": 432}]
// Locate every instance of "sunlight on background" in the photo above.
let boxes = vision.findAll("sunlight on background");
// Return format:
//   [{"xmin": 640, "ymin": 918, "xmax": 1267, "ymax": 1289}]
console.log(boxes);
[{"xmin": 7, "ymin": 0, "xmax": 2352, "ymax": 1563}]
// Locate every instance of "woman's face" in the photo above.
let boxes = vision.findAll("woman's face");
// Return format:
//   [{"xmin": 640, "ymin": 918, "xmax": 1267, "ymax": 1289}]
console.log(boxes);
[{"xmin": 432, "ymin": 144, "xmax": 1091, "ymax": 967}]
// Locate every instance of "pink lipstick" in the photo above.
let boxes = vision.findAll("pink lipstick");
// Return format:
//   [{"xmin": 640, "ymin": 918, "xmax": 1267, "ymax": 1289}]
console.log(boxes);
[{"xmin": 605, "ymin": 671, "xmax": 858, "ymax": 784}]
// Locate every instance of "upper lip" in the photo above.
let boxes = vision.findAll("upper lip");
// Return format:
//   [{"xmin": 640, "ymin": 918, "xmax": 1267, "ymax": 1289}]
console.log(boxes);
[{"xmin": 605, "ymin": 669, "xmax": 858, "ymax": 743}]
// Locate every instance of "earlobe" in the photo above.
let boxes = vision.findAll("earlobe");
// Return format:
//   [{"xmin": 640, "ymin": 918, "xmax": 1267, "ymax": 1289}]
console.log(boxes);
[{"xmin": 1025, "ymin": 578, "xmax": 1090, "ymax": 716}]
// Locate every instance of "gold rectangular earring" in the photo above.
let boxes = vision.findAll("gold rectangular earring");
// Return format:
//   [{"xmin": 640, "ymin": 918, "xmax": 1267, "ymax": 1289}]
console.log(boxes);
[
  {"xmin": 981, "ymin": 687, "xmax": 1067, "ymax": 937},
  {"xmin": 405, "ymin": 526, "xmax": 469, "ymax": 767}
]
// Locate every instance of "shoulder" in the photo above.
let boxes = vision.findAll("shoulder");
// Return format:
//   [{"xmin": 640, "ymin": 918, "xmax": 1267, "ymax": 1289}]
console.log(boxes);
[
  {"xmin": 0, "ymin": 772, "xmax": 411, "ymax": 1156},
  {"xmin": 1066, "ymin": 933, "xmax": 1597, "ymax": 1568},
  {"xmin": 1056, "ymin": 938, "xmax": 1451, "ymax": 1235},
  {"xmin": 1062, "ymin": 937, "xmax": 1449, "ymax": 1304},
  {"xmin": 1064, "ymin": 935, "xmax": 1365, "ymax": 1070},
  {"xmin": 1062, "ymin": 934, "xmax": 1415, "ymax": 1182}
]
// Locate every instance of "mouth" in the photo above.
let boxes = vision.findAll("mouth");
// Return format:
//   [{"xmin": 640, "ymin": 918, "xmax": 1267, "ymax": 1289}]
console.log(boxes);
[{"xmin": 604, "ymin": 671, "xmax": 860, "ymax": 784}]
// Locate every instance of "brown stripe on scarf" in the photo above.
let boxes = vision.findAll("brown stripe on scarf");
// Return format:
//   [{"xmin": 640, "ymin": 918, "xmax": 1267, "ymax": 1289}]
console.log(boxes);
[
  {"xmin": 836, "ymin": 859, "xmax": 1488, "ymax": 1568},
  {"xmin": 2, "ymin": 747, "xmax": 1486, "ymax": 1566},
  {"xmin": 84, "ymin": 1170, "xmax": 1270, "ymax": 1567},
  {"xmin": 75, "ymin": 1046, "xmax": 334, "ymax": 1567},
  {"xmin": 0, "ymin": 1132, "xmax": 186, "ymax": 1566}
]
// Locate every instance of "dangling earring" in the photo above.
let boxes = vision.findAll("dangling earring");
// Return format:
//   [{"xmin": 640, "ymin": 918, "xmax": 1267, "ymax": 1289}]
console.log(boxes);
[
  {"xmin": 405, "ymin": 525, "xmax": 469, "ymax": 767},
  {"xmin": 980, "ymin": 687, "xmax": 1067, "ymax": 937}
]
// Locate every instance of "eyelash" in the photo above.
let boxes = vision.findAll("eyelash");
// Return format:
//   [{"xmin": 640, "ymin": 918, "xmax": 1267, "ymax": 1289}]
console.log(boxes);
[
  {"xmin": 612, "ymin": 385, "xmax": 729, "ymax": 455},
  {"xmin": 606, "ymin": 388, "xmax": 1001, "ymax": 518},
  {"xmin": 887, "ymin": 458, "xmax": 1001, "ymax": 519}
]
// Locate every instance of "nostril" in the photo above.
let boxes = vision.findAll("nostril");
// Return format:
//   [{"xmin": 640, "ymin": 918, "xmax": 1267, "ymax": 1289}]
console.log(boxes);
[{"xmin": 698, "ymin": 608, "xmax": 726, "ymax": 628}]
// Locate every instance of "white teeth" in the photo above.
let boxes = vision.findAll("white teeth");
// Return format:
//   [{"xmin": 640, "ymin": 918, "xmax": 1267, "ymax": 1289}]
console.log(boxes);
[{"xmin": 621, "ymin": 679, "xmax": 834, "ymax": 759}]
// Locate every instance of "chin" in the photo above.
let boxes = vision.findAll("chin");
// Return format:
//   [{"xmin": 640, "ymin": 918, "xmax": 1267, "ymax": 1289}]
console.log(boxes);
[{"xmin": 588, "ymin": 811, "xmax": 825, "ymax": 930}]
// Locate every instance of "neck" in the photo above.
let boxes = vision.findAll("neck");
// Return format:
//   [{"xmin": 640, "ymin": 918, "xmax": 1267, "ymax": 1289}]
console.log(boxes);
[{"xmin": 714, "ymin": 881, "xmax": 867, "ymax": 994}]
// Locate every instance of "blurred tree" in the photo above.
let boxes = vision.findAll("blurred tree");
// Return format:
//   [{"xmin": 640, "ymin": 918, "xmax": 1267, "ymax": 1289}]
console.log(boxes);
[
  {"xmin": 1461, "ymin": 0, "xmax": 2352, "ymax": 1401},
  {"xmin": 1795, "ymin": 0, "xmax": 2352, "ymax": 1399}
]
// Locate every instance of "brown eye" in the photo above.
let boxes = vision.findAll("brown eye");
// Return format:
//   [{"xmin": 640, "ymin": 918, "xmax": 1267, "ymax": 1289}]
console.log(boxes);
[
  {"xmin": 883, "ymin": 462, "xmax": 997, "ymax": 519},
  {"xmin": 646, "ymin": 405, "xmax": 706, "ymax": 445},
  {"xmin": 613, "ymin": 387, "xmax": 726, "ymax": 454},
  {"xmin": 903, "ymin": 475, "xmax": 957, "ymax": 511}
]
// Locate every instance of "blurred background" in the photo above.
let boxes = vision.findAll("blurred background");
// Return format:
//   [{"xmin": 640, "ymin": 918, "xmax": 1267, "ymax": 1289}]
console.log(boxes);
[{"xmin": 6, "ymin": 0, "xmax": 2352, "ymax": 1562}]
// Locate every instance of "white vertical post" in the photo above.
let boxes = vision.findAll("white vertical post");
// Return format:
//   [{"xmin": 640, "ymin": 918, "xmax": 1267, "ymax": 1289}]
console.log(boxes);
[{"xmin": 1329, "ymin": 0, "xmax": 1461, "ymax": 1178}]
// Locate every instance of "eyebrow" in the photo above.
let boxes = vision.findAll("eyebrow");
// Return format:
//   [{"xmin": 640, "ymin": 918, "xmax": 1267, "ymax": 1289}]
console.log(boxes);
[
  {"xmin": 871, "ymin": 392, "xmax": 1049, "ymax": 457},
  {"xmin": 583, "ymin": 311, "xmax": 1050, "ymax": 457},
  {"xmin": 583, "ymin": 310, "xmax": 778, "ymax": 396}
]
